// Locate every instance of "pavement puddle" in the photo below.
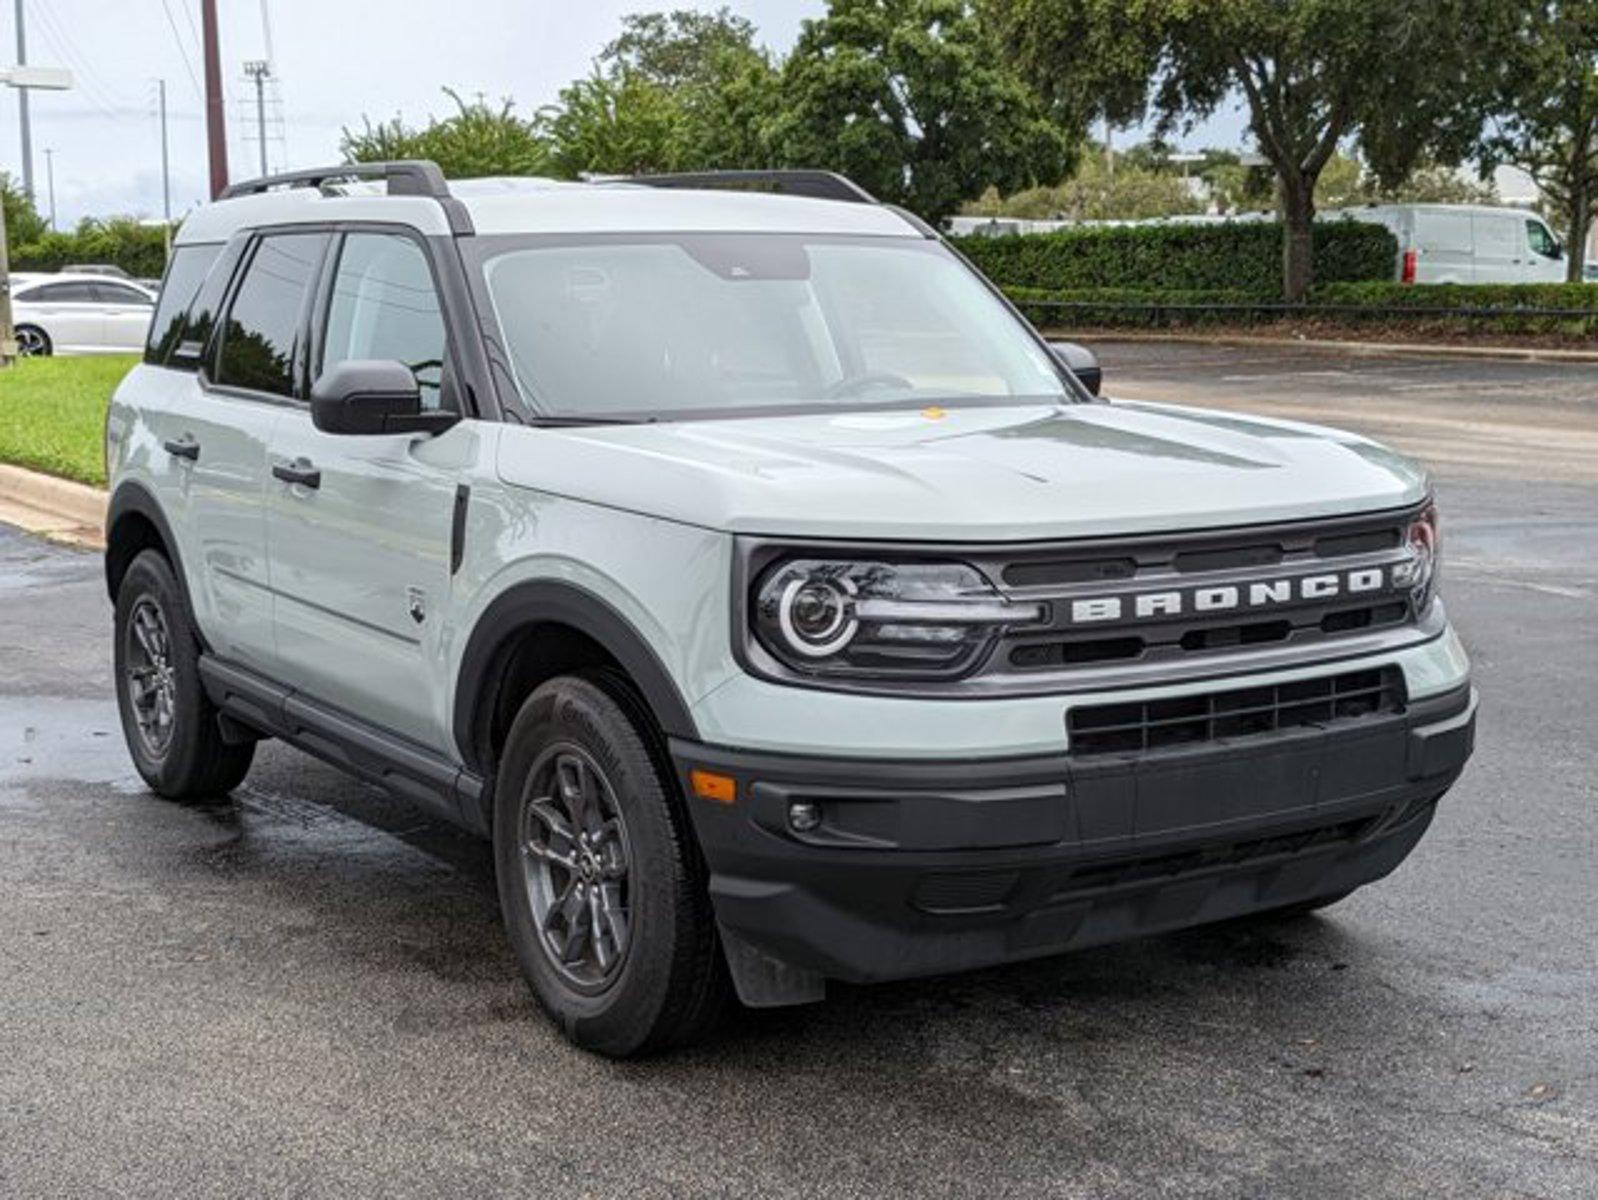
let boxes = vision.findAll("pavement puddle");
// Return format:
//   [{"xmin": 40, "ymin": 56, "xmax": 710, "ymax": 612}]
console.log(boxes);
[{"xmin": 0, "ymin": 696, "xmax": 137, "ymax": 792}]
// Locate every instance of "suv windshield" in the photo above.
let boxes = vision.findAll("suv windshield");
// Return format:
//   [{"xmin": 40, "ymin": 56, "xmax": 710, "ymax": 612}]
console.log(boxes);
[{"xmin": 473, "ymin": 234, "xmax": 1072, "ymax": 420}]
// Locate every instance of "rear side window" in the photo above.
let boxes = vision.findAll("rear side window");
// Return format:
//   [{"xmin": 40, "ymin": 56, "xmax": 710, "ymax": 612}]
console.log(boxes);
[
  {"xmin": 145, "ymin": 244, "xmax": 223, "ymax": 364},
  {"xmin": 23, "ymin": 281, "xmax": 98, "ymax": 303},
  {"xmin": 214, "ymin": 233, "xmax": 327, "ymax": 397}
]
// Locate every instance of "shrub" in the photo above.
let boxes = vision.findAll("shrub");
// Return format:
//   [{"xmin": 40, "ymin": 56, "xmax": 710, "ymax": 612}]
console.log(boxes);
[
  {"xmin": 1003, "ymin": 281, "xmax": 1598, "ymax": 336},
  {"xmin": 953, "ymin": 219, "xmax": 1397, "ymax": 296},
  {"xmin": 12, "ymin": 217, "xmax": 169, "ymax": 280}
]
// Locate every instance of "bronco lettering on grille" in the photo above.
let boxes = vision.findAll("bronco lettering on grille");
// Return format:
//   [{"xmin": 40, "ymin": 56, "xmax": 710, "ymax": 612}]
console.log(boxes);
[{"xmin": 1066, "ymin": 566, "xmax": 1389, "ymax": 626}]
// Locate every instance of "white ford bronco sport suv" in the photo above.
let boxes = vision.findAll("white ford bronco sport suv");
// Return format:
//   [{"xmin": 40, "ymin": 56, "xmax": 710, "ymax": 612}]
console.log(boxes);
[{"xmin": 105, "ymin": 162, "xmax": 1476, "ymax": 1056}]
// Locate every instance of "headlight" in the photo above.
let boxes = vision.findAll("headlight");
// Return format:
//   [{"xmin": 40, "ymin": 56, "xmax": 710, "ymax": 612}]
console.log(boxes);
[
  {"xmin": 752, "ymin": 558, "xmax": 1045, "ymax": 678},
  {"xmin": 1392, "ymin": 502, "xmax": 1440, "ymax": 613}
]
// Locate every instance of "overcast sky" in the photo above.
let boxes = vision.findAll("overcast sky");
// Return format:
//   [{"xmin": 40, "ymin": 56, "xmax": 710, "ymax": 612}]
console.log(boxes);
[{"xmin": 7, "ymin": 0, "xmax": 1254, "ymax": 228}]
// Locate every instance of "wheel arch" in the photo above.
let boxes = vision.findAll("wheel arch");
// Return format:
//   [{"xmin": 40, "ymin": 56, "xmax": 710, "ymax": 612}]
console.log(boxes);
[
  {"xmin": 105, "ymin": 482, "xmax": 202, "ymax": 645},
  {"xmin": 453, "ymin": 580, "xmax": 700, "ymax": 785}
]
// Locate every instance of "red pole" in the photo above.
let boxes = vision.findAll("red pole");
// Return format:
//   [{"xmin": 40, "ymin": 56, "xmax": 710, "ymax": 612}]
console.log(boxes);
[{"xmin": 201, "ymin": 0, "xmax": 229, "ymax": 198}]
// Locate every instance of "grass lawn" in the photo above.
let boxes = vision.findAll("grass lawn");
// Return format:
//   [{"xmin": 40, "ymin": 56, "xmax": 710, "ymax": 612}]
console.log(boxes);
[{"xmin": 0, "ymin": 354, "xmax": 136, "ymax": 487}]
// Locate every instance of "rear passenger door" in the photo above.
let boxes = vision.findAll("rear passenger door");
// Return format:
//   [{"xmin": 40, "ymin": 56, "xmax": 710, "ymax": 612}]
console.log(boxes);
[
  {"xmin": 265, "ymin": 228, "xmax": 476, "ymax": 751},
  {"xmin": 142, "ymin": 233, "xmax": 327, "ymax": 671}
]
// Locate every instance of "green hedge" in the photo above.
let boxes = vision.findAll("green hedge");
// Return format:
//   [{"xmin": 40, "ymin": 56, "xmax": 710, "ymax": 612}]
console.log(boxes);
[
  {"xmin": 12, "ymin": 218, "xmax": 169, "ymax": 279},
  {"xmin": 1007, "ymin": 281, "xmax": 1598, "ymax": 336},
  {"xmin": 953, "ymin": 219, "xmax": 1398, "ymax": 295}
]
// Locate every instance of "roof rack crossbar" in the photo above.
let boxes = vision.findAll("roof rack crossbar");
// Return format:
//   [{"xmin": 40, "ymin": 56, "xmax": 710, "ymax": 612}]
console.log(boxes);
[
  {"xmin": 618, "ymin": 169, "xmax": 878, "ymax": 205},
  {"xmin": 219, "ymin": 160, "xmax": 451, "ymax": 201}
]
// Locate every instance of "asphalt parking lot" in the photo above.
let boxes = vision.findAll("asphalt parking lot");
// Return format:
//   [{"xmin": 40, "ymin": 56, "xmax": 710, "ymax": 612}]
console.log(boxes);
[{"xmin": 2, "ymin": 340, "xmax": 1595, "ymax": 1197}]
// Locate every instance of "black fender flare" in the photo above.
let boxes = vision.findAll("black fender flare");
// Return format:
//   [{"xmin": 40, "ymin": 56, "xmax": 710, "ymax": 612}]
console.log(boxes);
[
  {"xmin": 104, "ymin": 482, "xmax": 202, "ymax": 636},
  {"xmin": 452, "ymin": 579, "xmax": 701, "ymax": 775}
]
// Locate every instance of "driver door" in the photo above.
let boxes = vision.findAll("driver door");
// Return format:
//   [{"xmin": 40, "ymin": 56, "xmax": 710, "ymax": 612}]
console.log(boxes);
[{"xmin": 265, "ymin": 228, "xmax": 476, "ymax": 751}]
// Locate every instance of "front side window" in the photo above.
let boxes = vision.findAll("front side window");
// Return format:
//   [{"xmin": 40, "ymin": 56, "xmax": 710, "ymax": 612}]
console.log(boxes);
[
  {"xmin": 474, "ymin": 234, "xmax": 1069, "ymax": 421},
  {"xmin": 1526, "ymin": 220, "xmax": 1560, "ymax": 259},
  {"xmin": 94, "ymin": 281, "xmax": 154, "ymax": 306},
  {"xmin": 321, "ymin": 232, "xmax": 450, "ymax": 410},
  {"xmin": 214, "ymin": 233, "xmax": 326, "ymax": 397}
]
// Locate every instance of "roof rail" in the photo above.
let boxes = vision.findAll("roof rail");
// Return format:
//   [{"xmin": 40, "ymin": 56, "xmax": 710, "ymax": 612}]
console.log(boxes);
[
  {"xmin": 619, "ymin": 169, "xmax": 878, "ymax": 205},
  {"xmin": 218, "ymin": 160, "xmax": 451, "ymax": 201}
]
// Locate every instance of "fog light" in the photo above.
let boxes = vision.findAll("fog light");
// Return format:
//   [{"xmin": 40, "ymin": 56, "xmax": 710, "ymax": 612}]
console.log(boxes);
[{"xmin": 788, "ymin": 801, "xmax": 822, "ymax": 833}]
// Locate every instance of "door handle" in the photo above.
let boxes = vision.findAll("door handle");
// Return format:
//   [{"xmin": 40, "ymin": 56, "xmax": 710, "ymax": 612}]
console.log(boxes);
[
  {"xmin": 162, "ymin": 436, "xmax": 200, "ymax": 461},
  {"xmin": 272, "ymin": 459, "xmax": 321, "ymax": 489}
]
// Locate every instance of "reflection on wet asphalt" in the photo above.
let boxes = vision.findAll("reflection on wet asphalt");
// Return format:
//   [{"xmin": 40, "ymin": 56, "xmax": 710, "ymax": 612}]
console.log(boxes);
[{"xmin": 2, "ymin": 344, "xmax": 1596, "ymax": 1196}]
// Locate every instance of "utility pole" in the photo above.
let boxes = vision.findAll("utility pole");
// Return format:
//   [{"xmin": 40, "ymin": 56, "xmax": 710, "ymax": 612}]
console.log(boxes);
[
  {"xmin": 201, "ymin": 0, "xmax": 228, "ymax": 198},
  {"xmin": 42, "ymin": 147, "xmax": 53, "ymax": 229},
  {"xmin": 14, "ymin": 0, "xmax": 30, "ymax": 198},
  {"xmin": 243, "ymin": 60, "xmax": 271, "ymax": 177}
]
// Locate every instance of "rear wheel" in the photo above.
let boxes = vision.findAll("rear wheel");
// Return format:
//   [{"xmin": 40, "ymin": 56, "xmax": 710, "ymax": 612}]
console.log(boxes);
[
  {"xmin": 15, "ymin": 324, "xmax": 50, "ymax": 357},
  {"xmin": 493, "ymin": 675, "xmax": 728, "ymax": 1056},
  {"xmin": 113, "ymin": 549, "xmax": 254, "ymax": 798}
]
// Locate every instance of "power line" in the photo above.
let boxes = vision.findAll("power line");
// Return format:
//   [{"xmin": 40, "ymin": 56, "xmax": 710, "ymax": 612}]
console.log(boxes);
[
  {"xmin": 156, "ymin": 0, "xmax": 204, "ymax": 100},
  {"xmin": 25, "ymin": 0, "xmax": 128, "ymax": 120}
]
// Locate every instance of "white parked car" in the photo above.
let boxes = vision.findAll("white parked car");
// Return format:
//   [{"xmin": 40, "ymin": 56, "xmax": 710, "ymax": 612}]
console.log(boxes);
[
  {"xmin": 11, "ymin": 272, "xmax": 158, "ymax": 356},
  {"xmin": 1331, "ymin": 204, "xmax": 1568, "ymax": 284}
]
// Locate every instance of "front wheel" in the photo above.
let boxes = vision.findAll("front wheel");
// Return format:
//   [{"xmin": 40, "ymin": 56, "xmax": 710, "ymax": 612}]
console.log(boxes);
[
  {"xmin": 493, "ymin": 675, "xmax": 728, "ymax": 1056},
  {"xmin": 15, "ymin": 324, "xmax": 51, "ymax": 357},
  {"xmin": 113, "ymin": 549, "xmax": 254, "ymax": 798}
]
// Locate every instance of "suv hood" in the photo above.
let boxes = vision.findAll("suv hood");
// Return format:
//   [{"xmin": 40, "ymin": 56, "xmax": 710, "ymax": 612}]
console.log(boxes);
[{"xmin": 498, "ymin": 400, "xmax": 1428, "ymax": 541}]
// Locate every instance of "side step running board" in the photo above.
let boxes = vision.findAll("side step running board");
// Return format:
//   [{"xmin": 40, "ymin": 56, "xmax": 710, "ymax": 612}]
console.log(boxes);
[{"xmin": 198, "ymin": 655, "xmax": 487, "ymax": 834}]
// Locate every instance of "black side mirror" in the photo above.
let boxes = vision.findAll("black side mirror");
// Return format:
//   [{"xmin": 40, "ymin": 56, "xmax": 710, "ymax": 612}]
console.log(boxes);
[
  {"xmin": 1048, "ymin": 340, "xmax": 1102, "ymax": 396},
  {"xmin": 310, "ymin": 359, "xmax": 458, "ymax": 436}
]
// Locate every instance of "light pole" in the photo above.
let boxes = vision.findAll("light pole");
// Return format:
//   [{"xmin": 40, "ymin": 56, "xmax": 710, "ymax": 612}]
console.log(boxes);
[
  {"xmin": 157, "ymin": 78, "xmax": 171, "ymax": 224},
  {"xmin": 14, "ymin": 0, "xmax": 30, "ymax": 198},
  {"xmin": 42, "ymin": 147, "xmax": 54, "ymax": 229},
  {"xmin": 0, "ymin": 64, "xmax": 73, "ymax": 367},
  {"xmin": 243, "ymin": 60, "xmax": 271, "ymax": 178}
]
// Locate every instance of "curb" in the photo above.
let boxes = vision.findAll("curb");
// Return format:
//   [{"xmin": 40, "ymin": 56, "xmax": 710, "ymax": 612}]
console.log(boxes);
[
  {"xmin": 0, "ymin": 463, "xmax": 107, "ymax": 550},
  {"xmin": 1040, "ymin": 330, "xmax": 1598, "ymax": 364}
]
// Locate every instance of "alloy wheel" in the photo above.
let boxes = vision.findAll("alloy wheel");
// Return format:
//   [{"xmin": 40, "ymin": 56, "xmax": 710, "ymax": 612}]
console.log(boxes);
[
  {"xmin": 15, "ymin": 327, "xmax": 47, "ymax": 356},
  {"xmin": 125, "ymin": 596, "xmax": 177, "ymax": 759},
  {"xmin": 519, "ymin": 744, "xmax": 633, "ymax": 991}
]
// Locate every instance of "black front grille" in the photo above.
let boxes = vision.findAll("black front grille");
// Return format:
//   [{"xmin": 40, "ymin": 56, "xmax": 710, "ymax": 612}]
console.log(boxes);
[
  {"xmin": 1067, "ymin": 667, "xmax": 1405, "ymax": 757},
  {"xmin": 994, "ymin": 505, "xmax": 1424, "ymax": 679}
]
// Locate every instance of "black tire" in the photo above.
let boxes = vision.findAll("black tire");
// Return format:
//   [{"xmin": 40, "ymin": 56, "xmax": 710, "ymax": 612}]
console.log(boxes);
[
  {"xmin": 493, "ymin": 674, "xmax": 728, "ymax": 1057},
  {"xmin": 15, "ymin": 324, "xmax": 51, "ymax": 357},
  {"xmin": 113, "ymin": 549, "xmax": 254, "ymax": 799}
]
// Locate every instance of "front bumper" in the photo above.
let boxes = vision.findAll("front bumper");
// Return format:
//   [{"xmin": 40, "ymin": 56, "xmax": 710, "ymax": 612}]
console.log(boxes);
[{"xmin": 673, "ymin": 683, "xmax": 1476, "ymax": 992}]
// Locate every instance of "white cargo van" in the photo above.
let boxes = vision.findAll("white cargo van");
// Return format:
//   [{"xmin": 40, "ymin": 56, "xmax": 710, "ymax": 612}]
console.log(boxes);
[{"xmin": 1333, "ymin": 204, "xmax": 1568, "ymax": 284}]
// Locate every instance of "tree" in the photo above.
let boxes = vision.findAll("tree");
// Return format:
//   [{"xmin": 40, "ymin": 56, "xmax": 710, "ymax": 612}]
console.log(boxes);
[
  {"xmin": 600, "ymin": 8, "xmax": 763, "ymax": 90},
  {"xmin": 596, "ymin": 8, "xmax": 781, "ymax": 170},
  {"xmin": 767, "ymin": 0, "xmax": 1075, "ymax": 222},
  {"xmin": 539, "ymin": 71, "xmax": 686, "ymax": 176},
  {"xmin": 1481, "ymin": 2, "xmax": 1598, "ymax": 282},
  {"xmin": 989, "ymin": 0, "xmax": 1503, "ymax": 299},
  {"xmin": 341, "ymin": 90, "xmax": 551, "ymax": 178},
  {"xmin": 2, "ymin": 172, "xmax": 48, "ymax": 246}
]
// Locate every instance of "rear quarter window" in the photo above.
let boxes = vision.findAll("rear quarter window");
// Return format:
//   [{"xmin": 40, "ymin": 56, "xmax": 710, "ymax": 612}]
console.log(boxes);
[{"xmin": 144, "ymin": 244, "xmax": 225, "ymax": 365}]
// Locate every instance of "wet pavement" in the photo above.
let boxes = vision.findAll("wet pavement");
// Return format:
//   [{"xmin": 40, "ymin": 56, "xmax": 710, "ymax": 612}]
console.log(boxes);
[{"xmin": 2, "ymin": 343, "xmax": 1596, "ymax": 1197}]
